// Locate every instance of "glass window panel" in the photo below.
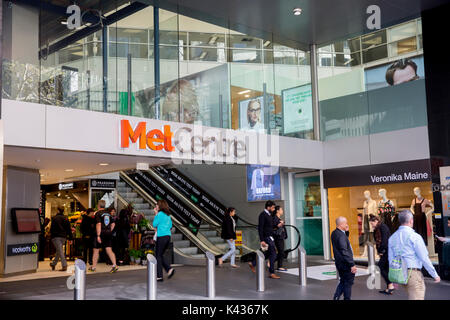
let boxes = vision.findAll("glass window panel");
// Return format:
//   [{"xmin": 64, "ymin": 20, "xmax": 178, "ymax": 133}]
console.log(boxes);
[
  {"xmin": 334, "ymin": 53, "xmax": 353, "ymax": 67},
  {"xmin": 318, "ymin": 45, "xmax": 332, "ymax": 53},
  {"xmin": 349, "ymin": 52, "xmax": 362, "ymax": 66},
  {"xmin": 109, "ymin": 43, "xmax": 148, "ymax": 58},
  {"xmin": 110, "ymin": 27, "xmax": 148, "ymax": 43},
  {"xmin": 418, "ymin": 34, "xmax": 423, "ymax": 50},
  {"xmin": 319, "ymin": 53, "xmax": 333, "ymax": 67},
  {"xmin": 418, "ymin": 19, "xmax": 422, "ymax": 34},
  {"xmin": 264, "ymin": 50, "xmax": 274, "ymax": 64},
  {"xmin": 189, "ymin": 47, "xmax": 226, "ymax": 62},
  {"xmin": 332, "ymin": 41, "xmax": 346, "ymax": 53},
  {"xmin": 231, "ymin": 49, "xmax": 261, "ymax": 63},
  {"xmin": 298, "ymin": 51, "xmax": 310, "ymax": 65},
  {"xmin": 389, "ymin": 36, "xmax": 417, "ymax": 56},
  {"xmin": 262, "ymin": 39, "xmax": 273, "ymax": 49},
  {"xmin": 362, "ymin": 45, "xmax": 388, "ymax": 63},
  {"xmin": 273, "ymin": 43, "xmax": 295, "ymax": 51},
  {"xmin": 86, "ymin": 31, "xmax": 102, "ymax": 42},
  {"xmin": 388, "ymin": 22, "xmax": 416, "ymax": 42},
  {"xmin": 86, "ymin": 42, "xmax": 102, "ymax": 57},
  {"xmin": 160, "ymin": 45, "xmax": 186, "ymax": 60},
  {"xmin": 348, "ymin": 38, "xmax": 361, "ymax": 52},
  {"xmin": 58, "ymin": 45, "xmax": 84, "ymax": 64},
  {"xmin": 229, "ymin": 35, "xmax": 261, "ymax": 49},
  {"xmin": 273, "ymin": 50, "xmax": 298, "ymax": 65},
  {"xmin": 361, "ymin": 30, "xmax": 387, "ymax": 49},
  {"xmin": 189, "ymin": 32, "xmax": 226, "ymax": 47},
  {"xmin": 158, "ymin": 30, "xmax": 187, "ymax": 45}
]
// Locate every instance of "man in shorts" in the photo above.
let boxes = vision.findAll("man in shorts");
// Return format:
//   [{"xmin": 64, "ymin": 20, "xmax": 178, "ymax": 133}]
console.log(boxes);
[{"xmin": 90, "ymin": 200, "xmax": 119, "ymax": 273}]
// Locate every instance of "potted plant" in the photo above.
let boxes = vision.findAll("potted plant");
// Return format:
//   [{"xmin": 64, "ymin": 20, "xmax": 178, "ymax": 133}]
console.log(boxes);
[
  {"xmin": 138, "ymin": 218, "xmax": 150, "ymax": 233},
  {"xmin": 129, "ymin": 249, "xmax": 138, "ymax": 264}
]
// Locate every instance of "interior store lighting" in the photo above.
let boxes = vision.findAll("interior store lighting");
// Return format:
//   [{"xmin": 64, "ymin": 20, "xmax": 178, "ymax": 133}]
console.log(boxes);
[
  {"xmin": 238, "ymin": 89, "xmax": 251, "ymax": 95},
  {"xmin": 293, "ymin": 8, "xmax": 302, "ymax": 15}
]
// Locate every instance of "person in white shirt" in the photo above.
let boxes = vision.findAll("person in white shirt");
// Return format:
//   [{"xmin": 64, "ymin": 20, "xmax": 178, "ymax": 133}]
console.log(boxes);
[{"xmin": 388, "ymin": 210, "xmax": 440, "ymax": 300}]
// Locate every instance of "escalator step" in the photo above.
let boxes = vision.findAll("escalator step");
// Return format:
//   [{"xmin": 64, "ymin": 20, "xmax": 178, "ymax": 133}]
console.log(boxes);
[{"xmin": 173, "ymin": 240, "xmax": 190, "ymax": 248}]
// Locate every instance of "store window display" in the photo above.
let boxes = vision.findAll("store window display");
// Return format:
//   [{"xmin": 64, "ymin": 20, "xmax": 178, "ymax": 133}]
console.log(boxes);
[
  {"xmin": 328, "ymin": 181, "xmax": 437, "ymax": 260},
  {"xmin": 410, "ymin": 187, "xmax": 435, "ymax": 252},
  {"xmin": 361, "ymin": 190, "xmax": 377, "ymax": 256},
  {"xmin": 377, "ymin": 189, "xmax": 396, "ymax": 233}
]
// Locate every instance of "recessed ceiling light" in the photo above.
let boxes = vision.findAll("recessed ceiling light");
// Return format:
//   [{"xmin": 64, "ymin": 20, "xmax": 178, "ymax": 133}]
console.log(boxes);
[
  {"xmin": 99, "ymin": 163, "xmax": 109, "ymax": 166},
  {"xmin": 61, "ymin": 20, "xmax": 68, "ymax": 25},
  {"xmin": 65, "ymin": 169, "xmax": 74, "ymax": 172},
  {"xmin": 263, "ymin": 40, "xmax": 271, "ymax": 47},
  {"xmin": 293, "ymin": 8, "xmax": 302, "ymax": 16},
  {"xmin": 245, "ymin": 94, "xmax": 250, "ymax": 98}
]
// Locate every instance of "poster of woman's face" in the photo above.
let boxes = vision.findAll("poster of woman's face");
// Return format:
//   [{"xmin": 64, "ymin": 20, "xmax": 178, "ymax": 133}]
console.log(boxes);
[{"xmin": 239, "ymin": 96, "xmax": 265, "ymax": 132}]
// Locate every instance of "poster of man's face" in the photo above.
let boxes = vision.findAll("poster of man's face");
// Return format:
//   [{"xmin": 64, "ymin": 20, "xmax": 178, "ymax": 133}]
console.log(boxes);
[
  {"xmin": 365, "ymin": 55, "xmax": 424, "ymax": 91},
  {"xmin": 239, "ymin": 96, "xmax": 265, "ymax": 132}
]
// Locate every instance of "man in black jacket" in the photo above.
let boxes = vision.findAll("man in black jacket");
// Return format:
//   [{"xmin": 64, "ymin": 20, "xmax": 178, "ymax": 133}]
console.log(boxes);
[
  {"xmin": 249, "ymin": 201, "xmax": 279, "ymax": 279},
  {"xmin": 80, "ymin": 208, "xmax": 96, "ymax": 266},
  {"xmin": 331, "ymin": 216, "xmax": 357, "ymax": 300},
  {"xmin": 50, "ymin": 208, "xmax": 73, "ymax": 271}
]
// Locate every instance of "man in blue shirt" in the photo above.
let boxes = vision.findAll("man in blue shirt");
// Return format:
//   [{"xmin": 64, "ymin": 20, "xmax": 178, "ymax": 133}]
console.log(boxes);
[{"xmin": 388, "ymin": 210, "xmax": 440, "ymax": 300}]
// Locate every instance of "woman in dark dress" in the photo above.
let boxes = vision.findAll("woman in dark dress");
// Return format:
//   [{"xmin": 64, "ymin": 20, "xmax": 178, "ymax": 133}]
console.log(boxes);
[
  {"xmin": 369, "ymin": 215, "xmax": 394, "ymax": 295},
  {"xmin": 116, "ymin": 209, "xmax": 131, "ymax": 265},
  {"xmin": 273, "ymin": 206, "xmax": 288, "ymax": 271}
]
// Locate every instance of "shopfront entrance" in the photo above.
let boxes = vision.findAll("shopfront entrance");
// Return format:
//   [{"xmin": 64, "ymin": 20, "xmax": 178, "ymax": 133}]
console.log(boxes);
[
  {"xmin": 293, "ymin": 172, "xmax": 323, "ymax": 255},
  {"xmin": 324, "ymin": 159, "xmax": 438, "ymax": 262}
]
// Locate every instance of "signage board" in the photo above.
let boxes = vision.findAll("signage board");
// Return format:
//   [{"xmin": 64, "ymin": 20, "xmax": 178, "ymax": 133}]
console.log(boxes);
[
  {"xmin": 7, "ymin": 243, "xmax": 39, "ymax": 256},
  {"xmin": 90, "ymin": 179, "xmax": 116, "ymax": 189},
  {"xmin": 58, "ymin": 183, "xmax": 74, "ymax": 190},
  {"xmin": 246, "ymin": 165, "xmax": 281, "ymax": 202},
  {"xmin": 323, "ymin": 159, "xmax": 432, "ymax": 188},
  {"xmin": 235, "ymin": 230, "xmax": 243, "ymax": 247}
]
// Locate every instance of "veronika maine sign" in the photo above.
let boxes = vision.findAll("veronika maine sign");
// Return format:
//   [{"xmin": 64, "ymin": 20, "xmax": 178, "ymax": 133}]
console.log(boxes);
[{"xmin": 323, "ymin": 159, "xmax": 431, "ymax": 188}]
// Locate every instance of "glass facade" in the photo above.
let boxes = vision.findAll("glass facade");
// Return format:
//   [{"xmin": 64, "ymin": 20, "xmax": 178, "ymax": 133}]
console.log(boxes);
[
  {"xmin": 2, "ymin": 4, "xmax": 312, "ymax": 139},
  {"xmin": 1, "ymin": 5, "xmax": 428, "ymax": 143},
  {"xmin": 318, "ymin": 18, "xmax": 427, "ymax": 141}
]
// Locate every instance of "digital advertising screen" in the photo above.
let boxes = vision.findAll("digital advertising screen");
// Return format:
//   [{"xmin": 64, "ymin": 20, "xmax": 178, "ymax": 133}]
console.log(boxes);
[
  {"xmin": 281, "ymin": 84, "xmax": 313, "ymax": 135},
  {"xmin": 246, "ymin": 165, "xmax": 281, "ymax": 202},
  {"xmin": 11, "ymin": 208, "xmax": 42, "ymax": 234}
]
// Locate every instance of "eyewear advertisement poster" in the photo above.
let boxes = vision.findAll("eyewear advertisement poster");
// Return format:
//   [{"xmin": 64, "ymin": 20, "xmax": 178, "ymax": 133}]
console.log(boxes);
[
  {"xmin": 239, "ymin": 96, "xmax": 265, "ymax": 133},
  {"xmin": 246, "ymin": 165, "xmax": 281, "ymax": 202},
  {"xmin": 364, "ymin": 55, "xmax": 425, "ymax": 91},
  {"xmin": 281, "ymin": 84, "xmax": 313, "ymax": 134}
]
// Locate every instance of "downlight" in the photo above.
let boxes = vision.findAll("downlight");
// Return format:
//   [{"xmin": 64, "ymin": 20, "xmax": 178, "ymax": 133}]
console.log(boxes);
[{"xmin": 293, "ymin": 8, "xmax": 302, "ymax": 16}]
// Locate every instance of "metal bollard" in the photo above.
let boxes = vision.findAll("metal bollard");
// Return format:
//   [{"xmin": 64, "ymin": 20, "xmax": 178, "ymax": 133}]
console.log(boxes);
[
  {"xmin": 206, "ymin": 252, "xmax": 216, "ymax": 299},
  {"xmin": 368, "ymin": 243, "xmax": 376, "ymax": 276},
  {"xmin": 298, "ymin": 246, "xmax": 307, "ymax": 286},
  {"xmin": 256, "ymin": 250, "xmax": 265, "ymax": 292},
  {"xmin": 74, "ymin": 259, "xmax": 86, "ymax": 300},
  {"xmin": 147, "ymin": 254, "xmax": 157, "ymax": 300}
]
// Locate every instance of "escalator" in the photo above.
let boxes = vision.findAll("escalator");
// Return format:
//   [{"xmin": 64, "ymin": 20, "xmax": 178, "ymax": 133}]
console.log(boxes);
[
  {"xmin": 118, "ymin": 166, "xmax": 300, "ymax": 266},
  {"xmin": 147, "ymin": 166, "xmax": 301, "ymax": 261}
]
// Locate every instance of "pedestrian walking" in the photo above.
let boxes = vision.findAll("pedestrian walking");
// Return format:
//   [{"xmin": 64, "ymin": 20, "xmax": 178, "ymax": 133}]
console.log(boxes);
[
  {"xmin": 273, "ymin": 206, "xmax": 288, "ymax": 271},
  {"xmin": 368, "ymin": 214, "xmax": 394, "ymax": 294},
  {"xmin": 218, "ymin": 207, "xmax": 239, "ymax": 268},
  {"xmin": 80, "ymin": 208, "xmax": 96, "ymax": 266},
  {"xmin": 116, "ymin": 208, "xmax": 131, "ymax": 265},
  {"xmin": 248, "ymin": 200, "xmax": 279, "ymax": 279},
  {"xmin": 388, "ymin": 210, "xmax": 440, "ymax": 300},
  {"xmin": 153, "ymin": 200, "xmax": 175, "ymax": 281},
  {"xmin": 91, "ymin": 200, "xmax": 119, "ymax": 273},
  {"xmin": 50, "ymin": 207, "xmax": 73, "ymax": 271},
  {"xmin": 331, "ymin": 217, "xmax": 356, "ymax": 300}
]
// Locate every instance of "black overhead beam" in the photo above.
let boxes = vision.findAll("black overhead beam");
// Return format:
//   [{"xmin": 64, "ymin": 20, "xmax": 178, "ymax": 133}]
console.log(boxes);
[{"xmin": 39, "ymin": 1, "xmax": 149, "ymax": 58}]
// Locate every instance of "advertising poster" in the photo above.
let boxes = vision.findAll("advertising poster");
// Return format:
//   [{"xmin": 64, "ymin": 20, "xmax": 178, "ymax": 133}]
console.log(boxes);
[
  {"xmin": 134, "ymin": 64, "xmax": 229, "ymax": 127},
  {"xmin": 364, "ymin": 55, "xmax": 425, "ymax": 91},
  {"xmin": 239, "ymin": 96, "xmax": 265, "ymax": 133},
  {"xmin": 281, "ymin": 84, "xmax": 313, "ymax": 134},
  {"xmin": 246, "ymin": 165, "xmax": 281, "ymax": 202},
  {"xmin": 440, "ymin": 166, "xmax": 450, "ymax": 218}
]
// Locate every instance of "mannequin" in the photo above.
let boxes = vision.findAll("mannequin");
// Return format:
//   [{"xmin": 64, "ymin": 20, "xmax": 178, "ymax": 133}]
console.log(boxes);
[
  {"xmin": 410, "ymin": 187, "xmax": 434, "ymax": 246},
  {"xmin": 362, "ymin": 190, "xmax": 378, "ymax": 257},
  {"xmin": 377, "ymin": 189, "xmax": 395, "ymax": 233}
]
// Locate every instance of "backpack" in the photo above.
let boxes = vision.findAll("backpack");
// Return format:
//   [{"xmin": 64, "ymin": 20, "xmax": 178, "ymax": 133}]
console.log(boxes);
[{"xmin": 388, "ymin": 233, "xmax": 412, "ymax": 284}]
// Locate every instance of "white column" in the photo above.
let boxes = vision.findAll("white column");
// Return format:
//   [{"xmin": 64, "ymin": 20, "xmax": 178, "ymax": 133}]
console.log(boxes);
[{"xmin": 320, "ymin": 170, "xmax": 331, "ymax": 260}]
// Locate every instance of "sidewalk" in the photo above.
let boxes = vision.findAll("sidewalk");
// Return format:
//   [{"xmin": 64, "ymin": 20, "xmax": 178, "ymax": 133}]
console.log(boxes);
[{"xmin": 0, "ymin": 261, "xmax": 449, "ymax": 300}]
